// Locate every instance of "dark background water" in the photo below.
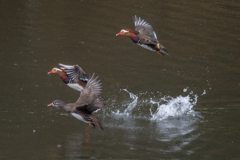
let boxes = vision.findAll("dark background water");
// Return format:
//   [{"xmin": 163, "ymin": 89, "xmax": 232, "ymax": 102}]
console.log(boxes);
[{"xmin": 0, "ymin": 0, "xmax": 240, "ymax": 159}]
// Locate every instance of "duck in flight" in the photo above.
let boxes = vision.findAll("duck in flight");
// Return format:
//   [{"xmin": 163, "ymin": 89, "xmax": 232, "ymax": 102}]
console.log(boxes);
[
  {"xmin": 48, "ymin": 63, "xmax": 88, "ymax": 92},
  {"xmin": 47, "ymin": 74, "xmax": 105, "ymax": 130},
  {"xmin": 116, "ymin": 15, "xmax": 168, "ymax": 56}
]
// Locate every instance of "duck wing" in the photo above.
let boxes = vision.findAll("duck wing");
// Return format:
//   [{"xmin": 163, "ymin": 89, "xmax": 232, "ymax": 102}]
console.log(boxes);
[
  {"xmin": 75, "ymin": 74, "xmax": 102, "ymax": 108},
  {"xmin": 59, "ymin": 63, "xmax": 88, "ymax": 83},
  {"xmin": 87, "ymin": 96, "xmax": 105, "ymax": 112},
  {"xmin": 76, "ymin": 74, "xmax": 105, "ymax": 113},
  {"xmin": 133, "ymin": 15, "xmax": 158, "ymax": 45},
  {"xmin": 76, "ymin": 96, "xmax": 105, "ymax": 114}
]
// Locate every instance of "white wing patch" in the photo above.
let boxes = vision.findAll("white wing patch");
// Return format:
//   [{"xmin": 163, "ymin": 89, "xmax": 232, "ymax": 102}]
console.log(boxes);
[
  {"xmin": 71, "ymin": 113, "xmax": 89, "ymax": 123},
  {"xmin": 137, "ymin": 44, "xmax": 155, "ymax": 52},
  {"xmin": 67, "ymin": 83, "xmax": 84, "ymax": 92}
]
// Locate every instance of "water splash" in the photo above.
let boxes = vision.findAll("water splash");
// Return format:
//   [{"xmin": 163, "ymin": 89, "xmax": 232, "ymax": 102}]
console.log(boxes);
[
  {"xmin": 103, "ymin": 88, "xmax": 204, "ymax": 147},
  {"xmin": 109, "ymin": 88, "xmax": 203, "ymax": 122},
  {"xmin": 183, "ymin": 87, "xmax": 189, "ymax": 92},
  {"xmin": 201, "ymin": 90, "xmax": 206, "ymax": 95},
  {"xmin": 111, "ymin": 89, "xmax": 138, "ymax": 116},
  {"xmin": 150, "ymin": 94, "xmax": 198, "ymax": 121},
  {"xmin": 123, "ymin": 89, "xmax": 138, "ymax": 115}
]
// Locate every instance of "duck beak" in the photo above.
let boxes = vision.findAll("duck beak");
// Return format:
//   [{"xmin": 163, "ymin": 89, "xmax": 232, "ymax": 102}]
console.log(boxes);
[
  {"xmin": 48, "ymin": 71, "xmax": 53, "ymax": 74},
  {"xmin": 47, "ymin": 103, "xmax": 53, "ymax": 106},
  {"xmin": 116, "ymin": 32, "xmax": 121, "ymax": 36}
]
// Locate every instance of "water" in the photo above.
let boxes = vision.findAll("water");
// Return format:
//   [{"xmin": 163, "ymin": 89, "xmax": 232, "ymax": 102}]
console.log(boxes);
[{"xmin": 0, "ymin": 0, "xmax": 240, "ymax": 159}]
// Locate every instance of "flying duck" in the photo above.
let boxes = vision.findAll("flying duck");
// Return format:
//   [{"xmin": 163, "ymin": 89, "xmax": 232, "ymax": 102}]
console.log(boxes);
[
  {"xmin": 48, "ymin": 63, "xmax": 88, "ymax": 92},
  {"xmin": 116, "ymin": 15, "xmax": 168, "ymax": 56},
  {"xmin": 47, "ymin": 74, "xmax": 105, "ymax": 130}
]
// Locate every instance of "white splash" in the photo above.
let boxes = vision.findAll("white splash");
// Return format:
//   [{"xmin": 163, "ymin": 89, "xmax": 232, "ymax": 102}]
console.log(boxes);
[
  {"xmin": 150, "ymin": 94, "xmax": 198, "ymax": 121},
  {"xmin": 183, "ymin": 87, "xmax": 189, "ymax": 92},
  {"xmin": 201, "ymin": 90, "xmax": 206, "ymax": 95},
  {"xmin": 109, "ymin": 88, "xmax": 203, "ymax": 122},
  {"xmin": 112, "ymin": 89, "xmax": 138, "ymax": 116},
  {"xmin": 123, "ymin": 89, "xmax": 138, "ymax": 115}
]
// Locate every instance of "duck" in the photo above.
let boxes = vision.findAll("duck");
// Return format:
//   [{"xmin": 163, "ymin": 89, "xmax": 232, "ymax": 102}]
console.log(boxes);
[
  {"xmin": 116, "ymin": 15, "xmax": 168, "ymax": 56},
  {"xmin": 47, "ymin": 74, "xmax": 105, "ymax": 131},
  {"xmin": 48, "ymin": 63, "xmax": 88, "ymax": 92}
]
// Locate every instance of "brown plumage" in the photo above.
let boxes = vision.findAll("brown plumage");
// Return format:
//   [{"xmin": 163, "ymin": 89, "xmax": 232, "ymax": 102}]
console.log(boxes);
[
  {"xmin": 48, "ymin": 74, "xmax": 105, "ymax": 131},
  {"xmin": 116, "ymin": 15, "xmax": 168, "ymax": 56},
  {"xmin": 48, "ymin": 63, "xmax": 88, "ymax": 92}
]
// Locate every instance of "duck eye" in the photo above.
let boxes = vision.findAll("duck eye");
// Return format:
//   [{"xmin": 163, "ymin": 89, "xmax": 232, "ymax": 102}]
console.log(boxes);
[
  {"xmin": 54, "ymin": 69, "xmax": 56, "ymax": 71},
  {"xmin": 122, "ymin": 31, "xmax": 125, "ymax": 33}
]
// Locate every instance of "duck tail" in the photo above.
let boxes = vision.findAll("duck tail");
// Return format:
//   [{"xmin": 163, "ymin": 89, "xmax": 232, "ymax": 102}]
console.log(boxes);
[
  {"xmin": 157, "ymin": 47, "xmax": 169, "ymax": 56},
  {"xmin": 160, "ymin": 48, "xmax": 168, "ymax": 55},
  {"xmin": 157, "ymin": 43, "xmax": 169, "ymax": 56}
]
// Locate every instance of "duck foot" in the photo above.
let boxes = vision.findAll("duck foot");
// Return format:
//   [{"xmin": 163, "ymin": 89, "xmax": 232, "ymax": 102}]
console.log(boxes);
[{"xmin": 89, "ymin": 122, "xmax": 95, "ymax": 129}]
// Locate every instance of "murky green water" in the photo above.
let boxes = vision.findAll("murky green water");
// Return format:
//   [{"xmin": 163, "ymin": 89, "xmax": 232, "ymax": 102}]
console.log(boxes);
[{"xmin": 0, "ymin": 0, "xmax": 240, "ymax": 159}]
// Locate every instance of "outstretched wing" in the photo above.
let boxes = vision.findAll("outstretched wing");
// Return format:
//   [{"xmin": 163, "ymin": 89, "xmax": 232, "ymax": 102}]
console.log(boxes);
[
  {"xmin": 133, "ymin": 15, "xmax": 158, "ymax": 45},
  {"xmin": 76, "ymin": 74, "xmax": 105, "ymax": 113},
  {"xmin": 75, "ymin": 73, "xmax": 102, "ymax": 105},
  {"xmin": 133, "ymin": 15, "xmax": 154, "ymax": 34},
  {"xmin": 59, "ymin": 63, "xmax": 88, "ymax": 83}
]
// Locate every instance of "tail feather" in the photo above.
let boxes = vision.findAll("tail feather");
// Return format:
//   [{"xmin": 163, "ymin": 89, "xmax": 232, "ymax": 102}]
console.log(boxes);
[{"xmin": 160, "ymin": 48, "xmax": 168, "ymax": 55}]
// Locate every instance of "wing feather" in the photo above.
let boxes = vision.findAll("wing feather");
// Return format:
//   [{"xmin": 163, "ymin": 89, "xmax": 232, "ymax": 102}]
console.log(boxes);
[
  {"xmin": 75, "ymin": 73, "xmax": 102, "ymax": 105},
  {"xmin": 133, "ymin": 15, "xmax": 154, "ymax": 34},
  {"xmin": 133, "ymin": 15, "xmax": 158, "ymax": 45},
  {"xmin": 59, "ymin": 63, "xmax": 88, "ymax": 83},
  {"xmin": 75, "ymin": 74, "xmax": 105, "ymax": 113}
]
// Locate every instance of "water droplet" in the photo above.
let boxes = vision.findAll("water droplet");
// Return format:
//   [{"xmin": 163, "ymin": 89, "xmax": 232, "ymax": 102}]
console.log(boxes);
[
  {"xmin": 201, "ymin": 90, "xmax": 206, "ymax": 95},
  {"xmin": 183, "ymin": 87, "xmax": 189, "ymax": 92}
]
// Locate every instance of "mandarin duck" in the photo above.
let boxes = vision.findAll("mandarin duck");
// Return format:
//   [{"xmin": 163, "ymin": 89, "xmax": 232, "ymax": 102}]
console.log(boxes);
[
  {"xmin": 48, "ymin": 63, "xmax": 88, "ymax": 92},
  {"xmin": 48, "ymin": 74, "xmax": 105, "ymax": 130},
  {"xmin": 116, "ymin": 15, "xmax": 168, "ymax": 56}
]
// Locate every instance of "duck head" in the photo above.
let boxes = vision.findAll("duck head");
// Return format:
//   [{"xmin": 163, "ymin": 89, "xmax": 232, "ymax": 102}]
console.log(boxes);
[
  {"xmin": 116, "ymin": 29, "xmax": 134, "ymax": 37},
  {"xmin": 47, "ymin": 100, "xmax": 66, "ymax": 107},
  {"xmin": 48, "ymin": 67, "xmax": 62, "ymax": 74}
]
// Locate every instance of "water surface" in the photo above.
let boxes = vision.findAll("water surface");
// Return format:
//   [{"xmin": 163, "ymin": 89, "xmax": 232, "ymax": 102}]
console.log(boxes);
[{"xmin": 0, "ymin": 0, "xmax": 240, "ymax": 159}]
